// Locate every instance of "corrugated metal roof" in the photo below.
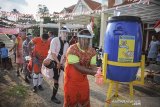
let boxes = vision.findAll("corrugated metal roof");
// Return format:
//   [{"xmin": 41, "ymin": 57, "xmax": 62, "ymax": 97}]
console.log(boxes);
[{"xmin": 104, "ymin": 0, "xmax": 160, "ymax": 23}]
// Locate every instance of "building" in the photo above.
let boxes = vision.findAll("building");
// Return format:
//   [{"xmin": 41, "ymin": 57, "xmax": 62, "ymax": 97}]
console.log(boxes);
[{"xmin": 54, "ymin": 0, "xmax": 101, "ymax": 39}]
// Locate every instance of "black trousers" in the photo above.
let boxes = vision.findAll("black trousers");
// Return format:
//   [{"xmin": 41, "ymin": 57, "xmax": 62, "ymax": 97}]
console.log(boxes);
[{"xmin": 53, "ymin": 67, "xmax": 60, "ymax": 81}]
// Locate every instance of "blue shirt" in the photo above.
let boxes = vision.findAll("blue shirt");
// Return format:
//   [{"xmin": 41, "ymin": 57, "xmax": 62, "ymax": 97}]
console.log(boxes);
[{"xmin": 0, "ymin": 47, "xmax": 8, "ymax": 58}]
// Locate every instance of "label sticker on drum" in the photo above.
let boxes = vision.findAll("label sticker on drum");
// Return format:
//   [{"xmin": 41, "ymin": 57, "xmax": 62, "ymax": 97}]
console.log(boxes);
[{"xmin": 118, "ymin": 36, "xmax": 135, "ymax": 62}]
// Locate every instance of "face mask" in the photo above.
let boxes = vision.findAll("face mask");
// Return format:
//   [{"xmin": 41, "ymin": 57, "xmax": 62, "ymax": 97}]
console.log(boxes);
[
  {"xmin": 60, "ymin": 32, "xmax": 67, "ymax": 41},
  {"xmin": 79, "ymin": 38, "xmax": 90, "ymax": 49},
  {"xmin": 61, "ymin": 36, "xmax": 67, "ymax": 41}
]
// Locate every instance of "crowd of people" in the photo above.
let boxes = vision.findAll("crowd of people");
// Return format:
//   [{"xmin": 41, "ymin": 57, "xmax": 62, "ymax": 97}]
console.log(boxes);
[
  {"xmin": 0, "ymin": 27, "xmax": 101, "ymax": 107},
  {"xmin": 1, "ymin": 27, "xmax": 160, "ymax": 106}
]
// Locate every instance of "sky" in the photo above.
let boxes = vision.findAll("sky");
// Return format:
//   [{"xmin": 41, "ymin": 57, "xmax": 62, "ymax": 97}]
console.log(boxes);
[{"xmin": 0, "ymin": 0, "xmax": 101, "ymax": 15}]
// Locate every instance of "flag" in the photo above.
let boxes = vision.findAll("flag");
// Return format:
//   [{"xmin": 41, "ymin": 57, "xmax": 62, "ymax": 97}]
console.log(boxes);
[
  {"xmin": 87, "ymin": 17, "xmax": 94, "ymax": 36},
  {"xmin": 90, "ymin": 16, "xmax": 94, "ymax": 30},
  {"xmin": 154, "ymin": 20, "xmax": 160, "ymax": 33}
]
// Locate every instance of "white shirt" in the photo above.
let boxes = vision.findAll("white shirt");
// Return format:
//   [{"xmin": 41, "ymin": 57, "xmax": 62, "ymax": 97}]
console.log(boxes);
[{"xmin": 47, "ymin": 37, "xmax": 69, "ymax": 64}]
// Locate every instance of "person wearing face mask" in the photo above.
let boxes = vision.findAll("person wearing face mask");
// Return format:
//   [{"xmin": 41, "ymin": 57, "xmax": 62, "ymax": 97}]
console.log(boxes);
[
  {"xmin": 46, "ymin": 27, "xmax": 69, "ymax": 104},
  {"xmin": 63, "ymin": 29, "xmax": 97, "ymax": 107}
]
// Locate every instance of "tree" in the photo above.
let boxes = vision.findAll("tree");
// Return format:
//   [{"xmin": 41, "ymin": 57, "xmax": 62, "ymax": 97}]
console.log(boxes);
[
  {"xmin": 93, "ymin": 16, "xmax": 101, "ymax": 47},
  {"xmin": 37, "ymin": 4, "xmax": 51, "ymax": 23},
  {"xmin": 36, "ymin": 4, "xmax": 58, "ymax": 36},
  {"xmin": 11, "ymin": 9, "xmax": 19, "ymax": 13},
  {"xmin": 32, "ymin": 26, "xmax": 40, "ymax": 37},
  {"xmin": 37, "ymin": 4, "xmax": 49, "ymax": 17}
]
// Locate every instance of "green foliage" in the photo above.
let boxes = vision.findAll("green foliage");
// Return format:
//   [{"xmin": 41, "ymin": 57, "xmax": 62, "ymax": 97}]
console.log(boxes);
[
  {"xmin": 34, "ymin": 4, "xmax": 58, "ymax": 36},
  {"xmin": 43, "ymin": 17, "xmax": 58, "ymax": 35},
  {"xmin": 93, "ymin": 16, "xmax": 101, "ymax": 47},
  {"xmin": 43, "ymin": 17, "xmax": 51, "ymax": 24},
  {"xmin": 32, "ymin": 26, "xmax": 40, "ymax": 37},
  {"xmin": 37, "ymin": 4, "xmax": 49, "ymax": 16},
  {"xmin": 11, "ymin": 9, "xmax": 19, "ymax": 13}
]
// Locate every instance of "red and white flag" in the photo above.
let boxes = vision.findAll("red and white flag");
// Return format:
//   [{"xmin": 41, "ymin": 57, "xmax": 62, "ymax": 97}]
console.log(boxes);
[
  {"xmin": 87, "ymin": 17, "xmax": 94, "ymax": 36},
  {"xmin": 154, "ymin": 20, "xmax": 160, "ymax": 33}
]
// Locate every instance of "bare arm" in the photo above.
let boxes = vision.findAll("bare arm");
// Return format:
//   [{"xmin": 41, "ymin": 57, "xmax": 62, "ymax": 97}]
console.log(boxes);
[
  {"xmin": 9, "ymin": 43, "xmax": 16, "ymax": 52},
  {"xmin": 28, "ymin": 40, "xmax": 34, "ymax": 54},
  {"xmin": 73, "ymin": 63, "xmax": 97, "ymax": 76}
]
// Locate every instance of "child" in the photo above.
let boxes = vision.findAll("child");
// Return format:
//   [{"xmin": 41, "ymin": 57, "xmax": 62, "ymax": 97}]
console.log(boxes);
[{"xmin": 0, "ymin": 43, "xmax": 9, "ymax": 71}]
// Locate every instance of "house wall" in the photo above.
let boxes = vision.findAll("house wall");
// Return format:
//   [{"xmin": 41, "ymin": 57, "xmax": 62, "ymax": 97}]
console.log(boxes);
[
  {"xmin": 108, "ymin": 0, "xmax": 115, "ymax": 8},
  {"xmin": 74, "ymin": 1, "xmax": 89, "ymax": 13}
]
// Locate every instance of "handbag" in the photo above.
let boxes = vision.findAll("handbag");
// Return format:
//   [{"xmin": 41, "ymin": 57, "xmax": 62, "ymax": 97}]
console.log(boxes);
[
  {"xmin": 43, "ymin": 58, "xmax": 56, "ymax": 69},
  {"xmin": 43, "ymin": 37, "xmax": 65, "ymax": 69}
]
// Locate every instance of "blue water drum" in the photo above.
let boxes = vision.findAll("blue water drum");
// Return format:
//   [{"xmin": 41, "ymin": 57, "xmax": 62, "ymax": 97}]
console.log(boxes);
[{"xmin": 104, "ymin": 16, "xmax": 142, "ymax": 82}]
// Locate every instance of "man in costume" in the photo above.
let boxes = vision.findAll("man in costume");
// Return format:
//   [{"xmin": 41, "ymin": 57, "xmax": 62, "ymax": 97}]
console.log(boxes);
[
  {"xmin": 28, "ymin": 33, "xmax": 50, "ymax": 92},
  {"xmin": 64, "ymin": 29, "xmax": 97, "ymax": 107},
  {"xmin": 47, "ymin": 27, "xmax": 69, "ymax": 104}
]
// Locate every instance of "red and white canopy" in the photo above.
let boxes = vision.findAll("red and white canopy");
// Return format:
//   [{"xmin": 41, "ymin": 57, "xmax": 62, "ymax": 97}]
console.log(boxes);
[{"xmin": 0, "ymin": 28, "xmax": 19, "ymax": 34}]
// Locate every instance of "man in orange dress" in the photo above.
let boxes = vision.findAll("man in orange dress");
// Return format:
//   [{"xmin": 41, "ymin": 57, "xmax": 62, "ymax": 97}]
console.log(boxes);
[
  {"xmin": 28, "ymin": 33, "xmax": 50, "ymax": 92},
  {"xmin": 64, "ymin": 29, "xmax": 97, "ymax": 107}
]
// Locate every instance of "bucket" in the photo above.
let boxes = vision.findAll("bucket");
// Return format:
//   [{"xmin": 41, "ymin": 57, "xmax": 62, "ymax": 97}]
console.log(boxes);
[{"xmin": 104, "ymin": 16, "xmax": 142, "ymax": 82}]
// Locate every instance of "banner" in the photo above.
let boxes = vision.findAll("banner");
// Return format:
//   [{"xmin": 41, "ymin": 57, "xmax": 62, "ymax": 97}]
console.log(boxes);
[
  {"xmin": 118, "ymin": 35, "xmax": 135, "ymax": 62},
  {"xmin": 0, "ymin": 28, "xmax": 19, "ymax": 34}
]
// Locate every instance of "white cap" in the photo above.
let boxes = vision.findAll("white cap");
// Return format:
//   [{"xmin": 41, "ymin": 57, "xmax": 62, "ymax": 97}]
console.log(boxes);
[{"xmin": 60, "ymin": 26, "xmax": 70, "ymax": 32}]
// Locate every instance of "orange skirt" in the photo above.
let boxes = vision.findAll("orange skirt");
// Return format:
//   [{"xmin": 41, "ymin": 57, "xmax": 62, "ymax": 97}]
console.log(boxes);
[
  {"xmin": 64, "ymin": 80, "xmax": 90, "ymax": 107},
  {"xmin": 27, "ymin": 59, "xmax": 42, "ymax": 74}
]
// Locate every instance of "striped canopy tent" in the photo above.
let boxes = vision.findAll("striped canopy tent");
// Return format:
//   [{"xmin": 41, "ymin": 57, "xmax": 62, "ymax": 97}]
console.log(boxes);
[{"xmin": 103, "ymin": 0, "xmax": 160, "ymax": 23}]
